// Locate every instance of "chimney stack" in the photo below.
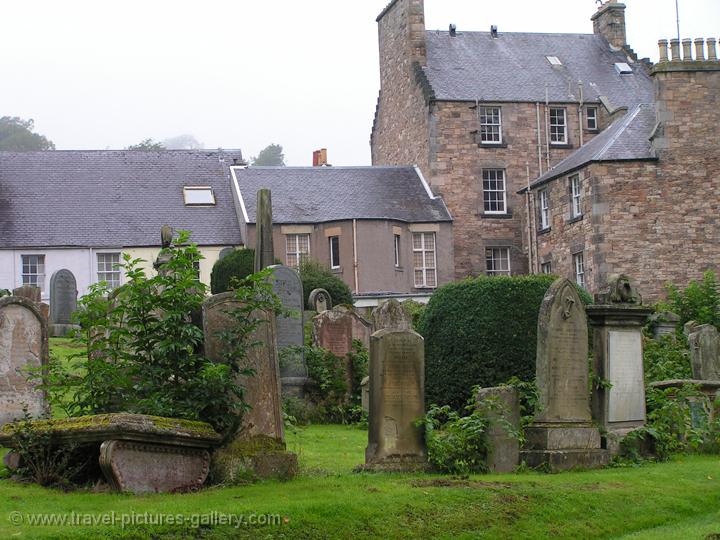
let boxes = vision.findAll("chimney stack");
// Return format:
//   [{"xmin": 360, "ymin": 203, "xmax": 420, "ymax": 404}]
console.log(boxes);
[
  {"xmin": 449, "ymin": 24, "xmax": 456, "ymax": 37},
  {"xmin": 312, "ymin": 148, "xmax": 328, "ymax": 167},
  {"xmin": 591, "ymin": 1, "xmax": 627, "ymax": 50}
]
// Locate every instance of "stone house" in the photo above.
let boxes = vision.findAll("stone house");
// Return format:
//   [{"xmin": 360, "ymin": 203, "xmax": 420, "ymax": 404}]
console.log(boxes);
[
  {"xmin": 370, "ymin": 0, "xmax": 719, "ymax": 299},
  {"xmin": 231, "ymin": 165, "xmax": 453, "ymax": 304}
]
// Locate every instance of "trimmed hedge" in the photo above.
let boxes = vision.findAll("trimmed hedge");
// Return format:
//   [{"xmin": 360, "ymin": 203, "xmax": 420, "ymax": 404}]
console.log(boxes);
[
  {"xmin": 299, "ymin": 260, "xmax": 353, "ymax": 309},
  {"xmin": 210, "ymin": 248, "xmax": 255, "ymax": 294},
  {"xmin": 418, "ymin": 275, "xmax": 592, "ymax": 411}
]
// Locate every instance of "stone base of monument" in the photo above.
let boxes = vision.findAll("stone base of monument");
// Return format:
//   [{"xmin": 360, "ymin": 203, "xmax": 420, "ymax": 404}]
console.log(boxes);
[
  {"xmin": 210, "ymin": 435, "xmax": 298, "ymax": 484},
  {"xmin": 49, "ymin": 323, "xmax": 80, "ymax": 337},
  {"xmin": 357, "ymin": 454, "xmax": 430, "ymax": 473},
  {"xmin": 280, "ymin": 376, "xmax": 309, "ymax": 399},
  {"xmin": 521, "ymin": 423, "xmax": 609, "ymax": 472}
]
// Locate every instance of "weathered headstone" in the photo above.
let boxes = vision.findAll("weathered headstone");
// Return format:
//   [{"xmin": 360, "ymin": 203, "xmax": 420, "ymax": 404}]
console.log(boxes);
[
  {"xmin": 202, "ymin": 292, "xmax": 297, "ymax": 481},
  {"xmin": 477, "ymin": 386, "xmax": 520, "ymax": 473},
  {"xmin": 371, "ymin": 298, "xmax": 412, "ymax": 332},
  {"xmin": 269, "ymin": 265, "xmax": 307, "ymax": 397},
  {"xmin": 308, "ymin": 288, "xmax": 332, "ymax": 313},
  {"xmin": 254, "ymin": 189, "xmax": 274, "ymax": 273},
  {"xmin": 687, "ymin": 324, "xmax": 720, "ymax": 380},
  {"xmin": 360, "ymin": 376, "xmax": 370, "ymax": 412},
  {"xmin": 49, "ymin": 269, "xmax": 78, "ymax": 337},
  {"xmin": 12, "ymin": 286, "xmax": 41, "ymax": 304},
  {"xmin": 364, "ymin": 328, "xmax": 427, "ymax": 470},
  {"xmin": 0, "ymin": 296, "xmax": 48, "ymax": 426},
  {"xmin": 651, "ymin": 311, "xmax": 680, "ymax": 340},
  {"xmin": 521, "ymin": 278, "xmax": 608, "ymax": 471},
  {"xmin": 586, "ymin": 275, "xmax": 653, "ymax": 454}
]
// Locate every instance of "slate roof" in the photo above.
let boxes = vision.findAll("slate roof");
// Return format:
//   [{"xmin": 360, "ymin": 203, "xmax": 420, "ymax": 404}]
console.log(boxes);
[
  {"xmin": 0, "ymin": 150, "xmax": 244, "ymax": 248},
  {"xmin": 521, "ymin": 103, "xmax": 657, "ymax": 190},
  {"xmin": 423, "ymin": 31, "xmax": 654, "ymax": 107},
  {"xmin": 233, "ymin": 166, "xmax": 452, "ymax": 224}
]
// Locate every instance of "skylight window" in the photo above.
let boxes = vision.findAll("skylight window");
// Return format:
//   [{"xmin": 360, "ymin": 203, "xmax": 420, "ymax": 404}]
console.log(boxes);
[
  {"xmin": 614, "ymin": 62, "xmax": 633, "ymax": 74},
  {"xmin": 183, "ymin": 186, "xmax": 216, "ymax": 206},
  {"xmin": 546, "ymin": 56, "xmax": 562, "ymax": 66}
]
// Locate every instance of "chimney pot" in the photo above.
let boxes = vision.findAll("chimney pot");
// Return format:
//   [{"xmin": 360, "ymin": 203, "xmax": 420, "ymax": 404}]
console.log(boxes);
[
  {"xmin": 670, "ymin": 38, "xmax": 681, "ymax": 61},
  {"xmin": 682, "ymin": 38, "xmax": 693, "ymax": 61},
  {"xmin": 449, "ymin": 24, "xmax": 456, "ymax": 37},
  {"xmin": 707, "ymin": 38, "xmax": 718, "ymax": 61},
  {"xmin": 658, "ymin": 39, "xmax": 669, "ymax": 62},
  {"xmin": 695, "ymin": 38, "xmax": 706, "ymax": 61},
  {"xmin": 490, "ymin": 25, "xmax": 498, "ymax": 38}
]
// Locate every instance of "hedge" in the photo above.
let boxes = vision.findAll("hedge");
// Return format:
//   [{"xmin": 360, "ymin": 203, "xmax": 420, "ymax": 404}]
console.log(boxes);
[
  {"xmin": 418, "ymin": 275, "xmax": 592, "ymax": 411},
  {"xmin": 299, "ymin": 260, "xmax": 353, "ymax": 309},
  {"xmin": 210, "ymin": 248, "xmax": 255, "ymax": 294}
]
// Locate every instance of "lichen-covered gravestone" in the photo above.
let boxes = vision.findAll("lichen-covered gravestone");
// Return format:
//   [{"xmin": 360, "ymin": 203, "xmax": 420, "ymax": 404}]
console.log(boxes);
[
  {"xmin": 49, "ymin": 269, "xmax": 78, "ymax": 337},
  {"xmin": 687, "ymin": 324, "xmax": 720, "ymax": 380},
  {"xmin": 0, "ymin": 296, "xmax": 48, "ymax": 426},
  {"xmin": 363, "ymin": 328, "xmax": 427, "ymax": 471},
  {"xmin": 370, "ymin": 298, "xmax": 412, "ymax": 333},
  {"xmin": 202, "ymin": 292, "xmax": 297, "ymax": 482},
  {"xmin": 521, "ymin": 278, "xmax": 608, "ymax": 471},
  {"xmin": 308, "ymin": 288, "xmax": 331, "ymax": 313},
  {"xmin": 12, "ymin": 286, "xmax": 41, "ymax": 304}
]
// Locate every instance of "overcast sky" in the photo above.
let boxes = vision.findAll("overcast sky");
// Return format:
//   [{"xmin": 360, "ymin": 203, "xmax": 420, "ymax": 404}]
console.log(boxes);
[{"xmin": 2, "ymin": 0, "xmax": 717, "ymax": 166}]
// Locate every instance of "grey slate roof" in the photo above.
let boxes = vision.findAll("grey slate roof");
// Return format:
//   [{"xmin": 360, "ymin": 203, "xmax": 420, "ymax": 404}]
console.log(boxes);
[
  {"xmin": 424, "ymin": 31, "xmax": 654, "ymax": 107},
  {"xmin": 0, "ymin": 150, "xmax": 244, "ymax": 248},
  {"xmin": 523, "ymin": 103, "xmax": 657, "ymax": 190},
  {"xmin": 233, "ymin": 166, "xmax": 452, "ymax": 224}
]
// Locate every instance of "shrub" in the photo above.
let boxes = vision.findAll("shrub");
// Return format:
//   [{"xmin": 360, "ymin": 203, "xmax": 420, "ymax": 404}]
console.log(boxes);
[
  {"xmin": 401, "ymin": 299, "xmax": 426, "ymax": 333},
  {"xmin": 660, "ymin": 270, "xmax": 719, "ymax": 330},
  {"xmin": 299, "ymin": 260, "xmax": 353, "ymax": 309},
  {"xmin": 418, "ymin": 275, "xmax": 591, "ymax": 411},
  {"xmin": 643, "ymin": 335, "xmax": 692, "ymax": 384},
  {"xmin": 210, "ymin": 248, "xmax": 255, "ymax": 294}
]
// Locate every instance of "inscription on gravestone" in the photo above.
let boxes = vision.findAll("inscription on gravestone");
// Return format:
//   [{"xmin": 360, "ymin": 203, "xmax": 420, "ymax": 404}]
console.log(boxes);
[{"xmin": 608, "ymin": 331, "xmax": 645, "ymax": 422}]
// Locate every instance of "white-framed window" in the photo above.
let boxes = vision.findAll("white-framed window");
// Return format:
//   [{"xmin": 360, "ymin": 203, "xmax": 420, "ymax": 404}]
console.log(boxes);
[
  {"xmin": 549, "ymin": 107, "xmax": 568, "ymax": 144},
  {"xmin": 479, "ymin": 106, "xmax": 502, "ymax": 144},
  {"xmin": 586, "ymin": 106, "xmax": 598, "ymax": 130},
  {"xmin": 192, "ymin": 260, "xmax": 201, "ymax": 282},
  {"xmin": 541, "ymin": 261, "xmax": 552, "ymax": 274},
  {"xmin": 21, "ymin": 254, "xmax": 45, "ymax": 291},
  {"xmin": 482, "ymin": 169, "xmax": 507, "ymax": 214},
  {"xmin": 539, "ymin": 189, "xmax": 550, "ymax": 230},
  {"xmin": 570, "ymin": 174, "xmax": 582, "ymax": 217},
  {"xmin": 329, "ymin": 236, "xmax": 340, "ymax": 269},
  {"xmin": 97, "ymin": 252, "xmax": 121, "ymax": 289},
  {"xmin": 574, "ymin": 252, "xmax": 585, "ymax": 288},
  {"xmin": 183, "ymin": 186, "xmax": 215, "ymax": 206},
  {"xmin": 412, "ymin": 232, "xmax": 437, "ymax": 288},
  {"xmin": 286, "ymin": 233, "xmax": 310, "ymax": 270},
  {"xmin": 485, "ymin": 247, "xmax": 511, "ymax": 276},
  {"xmin": 394, "ymin": 234, "xmax": 401, "ymax": 268}
]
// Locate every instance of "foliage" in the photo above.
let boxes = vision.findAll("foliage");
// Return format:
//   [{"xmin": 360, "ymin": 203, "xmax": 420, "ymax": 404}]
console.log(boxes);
[
  {"xmin": 304, "ymin": 346, "xmax": 347, "ymax": 408},
  {"xmin": 210, "ymin": 248, "xmax": 256, "ymax": 294},
  {"xmin": 161, "ymin": 134, "xmax": 204, "ymax": 149},
  {"xmin": 502, "ymin": 376, "xmax": 539, "ymax": 431},
  {"xmin": 660, "ymin": 271, "xmax": 720, "ymax": 330},
  {"xmin": 0, "ymin": 116, "xmax": 55, "ymax": 151},
  {"xmin": 125, "ymin": 138, "xmax": 165, "ymax": 151},
  {"xmin": 251, "ymin": 143, "xmax": 285, "ymax": 166},
  {"xmin": 643, "ymin": 335, "xmax": 692, "ymax": 384},
  {"xmin": 418, "ymin": 274, "xmax": 592, "ymax": 410},
  {"xmin": 401, "ymin": 299, "xmax": 426, "ymax": 333},
  {"xmin": 347, "ymin": 339, "xmax": 368, "ymax": 399},
  {"xmin": 299, "ymin": 259, "xmax": 353, "ymax": 309},
  {"xmin": 0, "ymin": 289, "xmax": 10, "ymax": 298}
]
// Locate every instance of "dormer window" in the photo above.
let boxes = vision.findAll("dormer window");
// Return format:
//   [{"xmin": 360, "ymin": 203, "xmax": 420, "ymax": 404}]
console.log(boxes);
[
  {"xmin": 614, "ymin": 62, "xmax": 633, "ymax": 74},
  {"xmin": 183, "ymin": 186, "xmax": 215, "ymax": 206}
]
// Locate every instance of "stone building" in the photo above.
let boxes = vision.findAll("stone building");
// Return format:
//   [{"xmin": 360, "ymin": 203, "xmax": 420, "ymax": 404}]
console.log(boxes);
[{"xmin": 370, "ymin": 0, "xmax": 720, "ymax": 300}]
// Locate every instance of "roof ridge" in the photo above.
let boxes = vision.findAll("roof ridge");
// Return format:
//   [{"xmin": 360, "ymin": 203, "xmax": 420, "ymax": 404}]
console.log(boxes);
[
  {"xmin": 426, "ymin": 30, "xmax": 596, "ymax": 38},
  {"xmin": 241, "ymin": 165, "xmax": 415, "ymax": 170}
]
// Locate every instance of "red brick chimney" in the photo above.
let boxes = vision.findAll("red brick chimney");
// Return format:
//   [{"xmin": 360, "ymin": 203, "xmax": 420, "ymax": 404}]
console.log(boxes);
[
  {"xmin": 591, "ymin": 1, "xmax": 627, "ymax": 50},
  {"xmin": 312, "ymin": 148, "xmax": 328, "ymax": 167}
]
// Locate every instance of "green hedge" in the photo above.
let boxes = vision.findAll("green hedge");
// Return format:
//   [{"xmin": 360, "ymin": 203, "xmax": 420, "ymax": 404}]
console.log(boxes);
[
  {"xmin": 300, "ymin": 260, "xmax": 353, "ymax": 309},
  {"xmin": 210, "ymin": 249, "xmax": 255, "ymax": 294},
  {"xmin": 418, "ymin": 275, "xmax": 592, "ymax": 411}
]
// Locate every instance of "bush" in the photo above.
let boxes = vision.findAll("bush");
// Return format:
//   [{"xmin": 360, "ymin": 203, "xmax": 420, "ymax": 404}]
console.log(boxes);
[
  {"xmin": 660, "ymin": 270, "xmax": 719, "ymax": 330},
  {"xmin": 401, "ymin": 299, "xmax": 426, "ymax": 333},
  {"xmin": 299, "ymin": 260, "xmax": 353, "ymax": 309},
  {"xmin": 418, "ymin": 275, "xmax": 592, "ymax": 411},
  {"xmin": 643, "ymin": 335, "xmax": 692, "ymax": 384},
  {"xmin": 210, "ymin": 248, "xmax": 255, "ymax": 294}
]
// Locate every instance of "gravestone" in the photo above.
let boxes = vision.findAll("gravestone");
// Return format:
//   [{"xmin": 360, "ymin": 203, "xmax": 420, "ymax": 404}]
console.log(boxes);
[
  {"xmin": 360, "ymin": 376, "xmax": 370, "ymax": 412},
  {"xmin": 521, "ymin": 278, "xmax": 608, "ymax": 471},
  {"xmin": 651, "ymin": 311, "xmax": 680, "ymax": 339},
  {"xmin": 0, "ymin": 296, "xmax": 49, "ymax": 426},
  {"xmin": 364, "ymin": 328, "xmax": 427, "ymax": 471},
  {"xmin": 202, "ymin": 292, "xmax": 297, "ymax": 481},
  {"xmin": 371, "ymin": 298, "xmax": 412, "ymax": 332},
  {"xmin": 269, "ymin": 265, "xmax": 307, "ymax": 397},
  {"xmin": 254, "ymin": 189, "xmax": 274, "ymax": 272},
  {"xmin": 308, "ymin": 288, "xmax": 331, "ymax": 313},
  {"xmin": 586, "ymin": 275, "xmax": 653, "ymax": 454},
  {"xmin": 476, "ymin": 386, "xmax": 520, "ymax": 473},
  {"xmin": 688, "ymin": 324, "xmax": 720, "ymax": 380},
  {"xmin": 49, "ymin": 269, "xmax": 79, "ymax": 337},
  {"xmin": 12, "ymin": 286, "xmax": 41, "ymax": 304}
]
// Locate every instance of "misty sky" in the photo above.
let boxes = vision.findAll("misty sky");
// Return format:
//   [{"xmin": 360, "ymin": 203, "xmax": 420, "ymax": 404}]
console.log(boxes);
[{"xmin": 2, "ymin": 0, "xmax": 717, "ymax": 166}]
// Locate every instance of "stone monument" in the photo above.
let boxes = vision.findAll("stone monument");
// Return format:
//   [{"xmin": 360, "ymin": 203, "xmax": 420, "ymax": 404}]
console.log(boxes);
[
  {"xmin": 254, "ymin": 189, "xmax": 274, "ymax": 273},
  {"xmin": 308, "ymin": 288, "xmax": 331, "ymax": 313},
  {"xmin": 476, "ymin": 386, "xmax": 520, "ymax": 473},
  {"xmin": 370, "ymin": 298, "xmax": 413, "ymax": 332},
  {"xmin": 521, "ymin": 278, "xmax": 608, "ymax": 471},
  {"xmin": 687, "ymin": 324, "xmax": 720, "ymax": 380},
  {"xmin": 364, "ymin": 328, "xmax": 427, "ymax": 470},
  {"xmin": 49, "ymin": 269, "xmax": 79, "ymax": 337},
  {"xmin": 12, "ymin": 285, "xmax": 41, "ymax": 304},
  {"xmin": 0, "ymin": 296, "xmax": 49, "ymax": 426},
  {"xmin": 650, "ymin": 311, "xmax": 680, "ymax": 340},
  {"xmin": 586, "ymin": 275, "xmax": 653, "ymax": 453}
]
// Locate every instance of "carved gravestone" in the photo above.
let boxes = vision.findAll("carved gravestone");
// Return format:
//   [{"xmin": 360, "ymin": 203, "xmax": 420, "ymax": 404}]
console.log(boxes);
[
  {"xmin": 0, "ymin": 297, "xmax": 49, "ymax": 426},
  {"xmin": 364, "ymin": 329, "xmax": 426, "ymax": 470},
  {"xmin": 521, "ymin": 278, "xmax": 608, "ymax": 471},
  {"xmin": 49, "ymin": 269, "xmax": 78, "ymax": 337},
  {"xmin": 308, "ymin": 288, "xmax": 331, "ymax": 312},
  {"xmin": 688, "ymin": 324, "xmax": 720, "ymax": 380},
  {"xmin": 269, "ymin": 265, "xmax": 307, "ymax": 396},
  {"xmin": 586, "ymin": 275, "xmax": 653, "ymax": 454},
  {"xmin": 202, "ymin": 292, "xmax": 297, "ymax": 481},
  {"xmin": 12, "ymin": 286, "xmax": 41, "ymax": 304},
  {"xmin": 476, "ymin": 386, "xmax": 520, "ymax": 473},
  {"xmin": 371, "ymin": 299, "xmax": 413, "ymax": 332}
]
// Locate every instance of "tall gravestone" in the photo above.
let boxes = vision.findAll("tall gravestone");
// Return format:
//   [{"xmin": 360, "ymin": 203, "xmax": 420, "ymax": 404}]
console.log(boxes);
[
  {"xmin": 49, "ymin": 269, "xmax": 78, "ymax": 337},
  {"xmin": 269, "ymin": 265, "xmax": 307, "ymax": 397},
  {"xmin": 254, "ymin": 189, "xmax": 275, "ymax": 273},
  {"xmin": 687, "ymin": 324, "xmax": 720, "ymax": 380},
  {"xmin": 521, "ymin": 278, "xmax": 608, "ymax": 471},
  {"xmin": 202, "ymin": 292, "xmax": 297, "ymax": 480},
  {"xmin": 0, "ymin": 296, "xmax": 49, "ymax": 426},
  {"xmin": 364, "ymin": 328, "xmax": 427, "ymax": 471},
  {"xmin": 371, "ymin": 299, "xmax": 413, "ymax": 333},
  {"xmin": 586, "ymin": 275, "xmax": 653, "ymax": 453}
]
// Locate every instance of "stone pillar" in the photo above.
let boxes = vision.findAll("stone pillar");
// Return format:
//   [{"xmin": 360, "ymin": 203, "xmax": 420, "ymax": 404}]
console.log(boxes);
[
  {"xmin": 254, "ymin": 188, "xmax": 275, "ymax": 273},
  {"xmin": 586, "ymin": 275, "xmax": 652, "ymax": 455},
  {"xmin": 476, "ymin": 386, "xmax": 520, "ymax": 473},
  {"xmin": 707, "ymin": 38, "xmax": 717, "ymax": 61},
  {"xmin": 658, "ymin": 39, "xmax": 669, "ymax": 62},
  {"xmin": 682, "ymin": 38, "xmax": 693, "ymax": 61},
  {"xmin": 694, "ymin": 38, "xmax": 706, "ymax": 61},
  {"xmin": 670, "ymin": 38, "xmax": 681, "ymax": 61}
]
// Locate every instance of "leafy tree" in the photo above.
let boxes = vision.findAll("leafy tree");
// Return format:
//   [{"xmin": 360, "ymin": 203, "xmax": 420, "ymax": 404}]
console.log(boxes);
[
  {"xmin": 0, "ymin": 117, "xmax": 55, "ymax": 151},
  {"xmin": 162, "ymin": 134, "xmax": 204, "ymax": 149},
  {"xmin": 660, "ymin": 271, "xmax": 720, "ymax": 330},
  {"xmin": 126, "ymin": 138, "xmax": 165, "ymax": 151},
  {"xmin": 251, "ymin": 143, "xmax": 285, "ymax": 166}
]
